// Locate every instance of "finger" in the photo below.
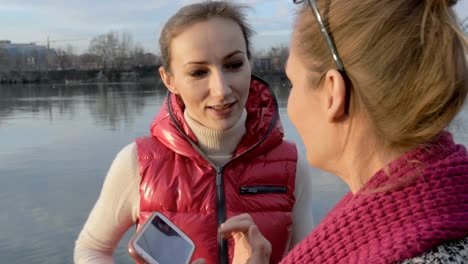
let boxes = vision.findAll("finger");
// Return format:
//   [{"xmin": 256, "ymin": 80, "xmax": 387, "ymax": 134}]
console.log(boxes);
[
  {"xmin": 220, "ymin": 213, "xmax": 254, "ymax": 229},
  {"xmin": 191, "ymin": 258, "xmax": 207, "ymax": 264},
  {"xmin": 247, "ymin": 225, "xmax": 271, "ymax": 264},
  {"xmin": 219, "ymin": 219, "xmax": 255, "ymax": 238},
  {"xmin": 248, "ymin": 225, "xmax": 271, "ymax": 252},
  {"xmin": 219, "ymin": 213, "xmax": 255, "ymax": 235}
]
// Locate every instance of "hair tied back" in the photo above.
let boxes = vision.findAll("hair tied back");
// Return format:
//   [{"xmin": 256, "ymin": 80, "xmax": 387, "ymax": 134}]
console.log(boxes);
[
  {"xmin": 424, "ymin": 0, "xmax": 458, "ymax": 8},
  {"xmin": 420, "ymin": 0, "xmax": 459, "ymax": 45}
]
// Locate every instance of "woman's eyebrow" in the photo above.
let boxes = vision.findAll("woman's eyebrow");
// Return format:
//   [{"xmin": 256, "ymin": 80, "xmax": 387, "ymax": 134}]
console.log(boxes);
[{"xmin": 184, "ymin": 50, "xmax": 245, "ymax": 66}]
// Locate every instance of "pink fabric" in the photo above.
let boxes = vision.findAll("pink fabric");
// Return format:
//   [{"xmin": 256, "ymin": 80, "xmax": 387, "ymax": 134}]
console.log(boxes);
[{"xmin": 281, "ymin": 132, "xmax": 468, "ymax": 264}]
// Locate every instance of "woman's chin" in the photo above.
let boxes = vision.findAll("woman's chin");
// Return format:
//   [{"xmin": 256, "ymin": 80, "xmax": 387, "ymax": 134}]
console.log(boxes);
[
  {"xmin": 205, "ymin": 110, "xmax": 242, "ymax": 130},
  {"xmin": 211, "ymin": 120, "xmax": 236, "ymax": 131}
]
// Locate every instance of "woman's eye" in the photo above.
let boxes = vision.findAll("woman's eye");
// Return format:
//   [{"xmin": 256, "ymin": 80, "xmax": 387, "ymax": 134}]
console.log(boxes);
[
  {"xmin": 189, "ymin": 70, "xmax": 207, "ymax": 77},
  {"xmin": 226, "ymin": 61, "xmax": 243, "ymax": 70}
]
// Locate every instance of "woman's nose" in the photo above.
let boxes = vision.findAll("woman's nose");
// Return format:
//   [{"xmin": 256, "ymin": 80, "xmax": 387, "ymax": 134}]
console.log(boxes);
[{"xmin": 210, "ymin": 72, "xmax": 232, "ymax": 98}]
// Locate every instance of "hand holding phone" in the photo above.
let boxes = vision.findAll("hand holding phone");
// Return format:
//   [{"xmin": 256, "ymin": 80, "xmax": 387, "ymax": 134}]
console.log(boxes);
[{"xmin": 128, "ymin": 212, "xmax": 195, "ymax": 264}]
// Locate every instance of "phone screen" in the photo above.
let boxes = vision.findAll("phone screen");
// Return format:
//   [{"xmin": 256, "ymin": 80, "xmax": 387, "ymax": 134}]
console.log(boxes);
[{"xmin": 135, "ymin": 215, "xmax": 194, "ymax": 264}]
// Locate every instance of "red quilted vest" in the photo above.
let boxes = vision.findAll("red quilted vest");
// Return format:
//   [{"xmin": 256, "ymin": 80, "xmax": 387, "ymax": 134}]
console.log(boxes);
[{"xmin": 136, "ymin": 76, "xmax": 297, "ymax": 264}]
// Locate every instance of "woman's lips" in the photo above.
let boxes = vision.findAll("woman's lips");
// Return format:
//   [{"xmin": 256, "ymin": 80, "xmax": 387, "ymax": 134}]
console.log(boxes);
[{"xmin": 207, "ymin": 101, "xmax": 236, "ymax": 117}]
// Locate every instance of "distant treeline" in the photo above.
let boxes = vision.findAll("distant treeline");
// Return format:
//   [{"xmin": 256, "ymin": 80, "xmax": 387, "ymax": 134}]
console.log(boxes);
[{"xmin": 0, "ymin": 31, "xmax": 289, "ymax": 85}]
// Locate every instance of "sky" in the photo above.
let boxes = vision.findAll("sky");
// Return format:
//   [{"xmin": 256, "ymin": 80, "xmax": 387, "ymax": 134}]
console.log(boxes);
[{"xmin": 1, "ymin": 0, "xmax": 467, "ymax": 55}]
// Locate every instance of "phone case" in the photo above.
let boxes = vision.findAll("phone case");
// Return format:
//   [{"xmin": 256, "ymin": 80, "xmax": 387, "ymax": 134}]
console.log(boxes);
[
  {"xmin": 127, "ymin": 212, "xmax": 195, "ymax": 264},
  {"xmin": 128, "ymin": 229, "xmax": 150, "ymax": 264}
]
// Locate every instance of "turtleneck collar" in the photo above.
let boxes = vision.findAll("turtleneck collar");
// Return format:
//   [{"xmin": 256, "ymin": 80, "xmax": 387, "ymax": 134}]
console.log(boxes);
[{"xmin": 184, "ymin": 109, "xmax": 247, "ymax": 164}]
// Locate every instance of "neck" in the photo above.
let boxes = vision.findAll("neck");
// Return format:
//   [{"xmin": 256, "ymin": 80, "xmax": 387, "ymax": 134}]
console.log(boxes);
[
  {"xmin": 346, "ymin": 148, "xmax": 402, "ymax": 193},
  {"xmin": 332, "ymin": 126, "xmax": 404, "ymax": 194},
  {"xmin": 184, "ymin": 109, "xmax": 247, "ymax": 166}
]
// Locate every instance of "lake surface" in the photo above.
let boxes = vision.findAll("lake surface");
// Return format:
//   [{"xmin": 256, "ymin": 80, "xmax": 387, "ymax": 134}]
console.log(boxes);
[{"xmin": 0, "ymin": 81, "xmax": 466, "ymax": 263}]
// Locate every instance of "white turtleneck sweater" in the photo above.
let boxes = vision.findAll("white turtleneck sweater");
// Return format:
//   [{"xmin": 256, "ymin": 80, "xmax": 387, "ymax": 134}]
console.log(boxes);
[
  {"xmin": 183, "ymin": 109, "xmax": 247, "ymax": 167},
  {"xmin": 74, "ymin": 110, "xmax": 315, "ymax": 264}
]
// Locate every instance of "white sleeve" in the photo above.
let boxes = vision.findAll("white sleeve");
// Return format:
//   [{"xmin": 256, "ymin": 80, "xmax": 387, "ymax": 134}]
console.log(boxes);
[
  {"xmin": 290, "ymin": 151, "xmax": 315, "ymax": 247},
  {"xmin": 74, "ymin": 143, "xmax": 140, "ymax": 264}
]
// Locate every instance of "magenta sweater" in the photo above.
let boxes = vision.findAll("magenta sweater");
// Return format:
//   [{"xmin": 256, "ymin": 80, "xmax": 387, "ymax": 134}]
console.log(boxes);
[{"xmin": 281, "ymin": 132, "xmax": 468, "ymax": 264}]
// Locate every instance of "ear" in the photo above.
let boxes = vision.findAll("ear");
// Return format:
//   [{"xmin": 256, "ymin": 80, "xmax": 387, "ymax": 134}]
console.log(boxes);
[
  {"xmin": 159, "ymin": 66, "xmax": 178, "ymax": 94},
  {"xmin": 323, "ymin": 69, "xmax": 347, "ymax": 122}
]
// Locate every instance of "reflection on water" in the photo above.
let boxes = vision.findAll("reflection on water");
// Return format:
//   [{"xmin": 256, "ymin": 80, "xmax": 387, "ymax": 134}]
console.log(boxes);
[
  {"xmin": 0, "ymin": 81, "xmax": 167, "ymax": 263},
  {"xmin": 0, "ymin": 80, "xmax": 167, "ymax": 130},
  {"xmin": 0, "ymin": 80, "xmax": 466, "ymax": 263}
]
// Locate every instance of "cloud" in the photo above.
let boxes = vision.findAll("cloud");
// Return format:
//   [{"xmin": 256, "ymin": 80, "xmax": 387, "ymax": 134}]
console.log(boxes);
[
  {"xmin": 258, "ymin": 30, "xmax": 291, "ymax": 37},
  {"xmin": 454, "ymin": 1, "xmax": 468, "ymax": 19},
  {"xmin": 0, "ymin": 0, "xmax": 298, "ymax": 53},
  {"xmin": 275, "ymin": 1, "xmax": 293, "ymax": 18}
]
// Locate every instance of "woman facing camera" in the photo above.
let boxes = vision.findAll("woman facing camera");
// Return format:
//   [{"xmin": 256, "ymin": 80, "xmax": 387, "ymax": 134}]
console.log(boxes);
[
  {"xmin": 74, "ymin": 1, "xmax": 315, "ymax": 264},
  {"xmin": 220, "ymin": 0, "xmax": 468, "ymax": 263}
]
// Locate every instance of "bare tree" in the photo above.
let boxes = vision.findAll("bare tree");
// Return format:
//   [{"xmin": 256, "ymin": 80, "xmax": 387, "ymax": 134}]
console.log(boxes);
[
  {"xmin": 115, "ymin": 31, "xmax": 133, "ymax": 70},
  {"xmin": 55, "ymin": 44, "xmax": 77, "ymax": 70},
  {"xmin": 89, "ymin": 31, "xmax": 160, "ymax": 70},
  {"xmin": 89, "ymin": 31, "xmax": 119, "ymax": 70},
  {"xmin": 251, "ymin": 44, "xmax": 289, "ymax": 72},
  {"xmin": 79, "ymin": 53, "xmax": 101, "ymax": 70},
  {"xmin": 89, "ymin": 31, "xmax": 144, "ymax": 71},
  {"xmin": 65, "ymin": 45, "xmax": 77, "ymax": 68},
  {"xmin": 131, "ymin": 43, "xmax": 159, "ymax": 67},
  {"xmin": 266, "ymin": 44, "xmax": 289, "ymax": 71}
]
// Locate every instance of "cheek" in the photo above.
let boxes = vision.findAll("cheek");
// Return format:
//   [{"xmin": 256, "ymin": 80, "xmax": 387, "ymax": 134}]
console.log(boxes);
[
  {"xmin": 287, "ymin": 89, "xmax": 317, "ymax": 149},
  {"xmin": 174, "ymin": 81, "xmax": 205, "ymax": 109},
  {"xmin": 232, "ymin": 75, "xmax": 251, "ymax": 100},
  {"xmin": 287, "ymin": 88, "xmax": 301, "ymax": 127}
]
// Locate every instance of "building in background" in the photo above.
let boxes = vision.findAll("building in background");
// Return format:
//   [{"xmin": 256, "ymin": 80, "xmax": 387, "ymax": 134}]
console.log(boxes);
[{"xmin": 0, "ymin": 40, "xmax": 57, "ymax": 70}]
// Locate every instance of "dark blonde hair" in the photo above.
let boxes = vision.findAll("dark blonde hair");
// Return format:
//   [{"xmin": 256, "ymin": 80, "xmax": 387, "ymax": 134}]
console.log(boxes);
[
  {"xmin": 159, "ymin": 1, "xmax": 254, "ymax": 71},
  {"xmin": 295, "ymin": 0, "xmax": 467, "ymax": 151}
]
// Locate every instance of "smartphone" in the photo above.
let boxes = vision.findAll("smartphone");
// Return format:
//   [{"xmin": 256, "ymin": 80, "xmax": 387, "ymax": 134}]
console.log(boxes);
[{"xmin": 128, "ymin": 212, "xmax": 195, "ymax": 264}]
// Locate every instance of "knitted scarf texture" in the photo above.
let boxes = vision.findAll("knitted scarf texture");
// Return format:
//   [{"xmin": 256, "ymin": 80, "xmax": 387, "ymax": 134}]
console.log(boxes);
[{"xmin": 281, "ymin": 132, "xmax": 468, "ymax": 264}]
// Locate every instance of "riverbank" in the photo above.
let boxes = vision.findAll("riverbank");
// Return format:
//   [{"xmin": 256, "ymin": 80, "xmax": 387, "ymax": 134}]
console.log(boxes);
[
  {"xmin": 0, "ymin": 66, "xmax": 157, "ymax": 84},
  {"xmin": 0, "ymin": 66, "xmax": 288, "ymax": 85}
]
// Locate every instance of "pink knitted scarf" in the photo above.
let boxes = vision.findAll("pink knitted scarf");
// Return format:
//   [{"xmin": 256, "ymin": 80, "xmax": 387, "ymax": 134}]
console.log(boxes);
[{"xmin": 281, "ymin": 132, "xmax": 468, "ymax": 264}]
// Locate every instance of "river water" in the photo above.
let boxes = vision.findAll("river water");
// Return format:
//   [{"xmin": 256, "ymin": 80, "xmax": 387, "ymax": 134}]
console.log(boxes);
[{"xmin": 0, "ymin": 80, "xmax": 466, "ymax": 263}]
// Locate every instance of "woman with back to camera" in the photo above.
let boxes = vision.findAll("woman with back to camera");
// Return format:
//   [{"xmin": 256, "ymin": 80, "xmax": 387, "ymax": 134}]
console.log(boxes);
[
  {"xmin": 74, "ymin": 1, "xmax": 316, "ymax": 264},
  {"xmin": 219, "ymin": 0, "xmax": 468, "ymax": 263}
]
